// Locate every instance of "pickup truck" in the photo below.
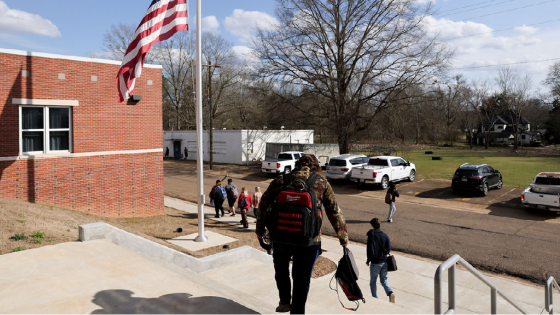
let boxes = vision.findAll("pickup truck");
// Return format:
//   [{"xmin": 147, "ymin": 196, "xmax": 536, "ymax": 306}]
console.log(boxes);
[
  {"xmin": 350, "ymin": 156, "xmax": 416, "ymax": 189},
  {"xmin": 521, "ymin": 172, "xmax": 560, "ymax": 212},
  {"xmin": 261, "ymin": 151, "xmax": 306, "ymax": 175}
]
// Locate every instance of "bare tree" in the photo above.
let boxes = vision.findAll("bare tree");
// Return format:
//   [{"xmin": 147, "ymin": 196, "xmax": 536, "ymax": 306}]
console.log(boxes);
[
  {"xmin": 544, "ymin": 61, "xmax": 560, "ymax": 99},
  {"xmin": 152, "ymin": 31, "xmax": 196, "ymax": 131},
  {"xmin": 495, "ymin": 67, "xmax": 532, "ymax": 149},
  {"xmin": 253, "ymin": 0, "xmax": 451, "ymax": 153},
  {"xmin": 100, "ymin": 24, "xmax": 137, "ymax": 61}
]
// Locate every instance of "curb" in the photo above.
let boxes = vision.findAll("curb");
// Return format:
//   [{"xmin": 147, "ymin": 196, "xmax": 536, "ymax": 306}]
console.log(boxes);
[{"xmin": 79, "ymin": 222, "xmax": 272, "ymax": 273}]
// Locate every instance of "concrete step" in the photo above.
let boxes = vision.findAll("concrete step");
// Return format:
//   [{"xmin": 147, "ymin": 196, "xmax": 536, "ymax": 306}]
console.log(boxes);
[{"xmin": 202, "ymin": 257, "xmax": 415, "ymax": 314}]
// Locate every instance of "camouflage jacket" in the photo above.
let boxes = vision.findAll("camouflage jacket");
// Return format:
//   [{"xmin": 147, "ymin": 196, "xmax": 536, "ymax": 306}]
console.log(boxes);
[{"xmin": 256, "ymin": 166, "xmax": 348, "ymax": 245}]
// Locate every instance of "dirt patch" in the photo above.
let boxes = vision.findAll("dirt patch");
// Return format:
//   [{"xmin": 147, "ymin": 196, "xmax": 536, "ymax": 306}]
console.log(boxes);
[{"xmin": 0, "ymin": 198, "xmax": 336, "ymax": 278}]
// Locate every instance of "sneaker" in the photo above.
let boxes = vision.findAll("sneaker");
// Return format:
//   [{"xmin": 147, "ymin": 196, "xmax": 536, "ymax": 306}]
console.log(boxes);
[
  {"xmin": 221, "ymin": 212, "xmax": 225, "ymax": 217},
  {"xmin": 275, "ymin": 303, "xmax": 291, "ymax": 313},
  {"xmin": 214, "ymin": 215, "xmax": 220, "ymax": 218},
  {"xmin": 231, "ymin": 213, "xmax": 236, "ymax": 217},
  {"xmin": 387, "ymin": 219, "xmax": 393, "ymax": 223},
  {"xmin": 389, "ymin": 292, "xmax": 395, "ymax": 303}
]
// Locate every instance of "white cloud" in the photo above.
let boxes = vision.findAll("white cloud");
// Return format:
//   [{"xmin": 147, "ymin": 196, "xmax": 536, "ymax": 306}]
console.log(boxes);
[
  {"xmin": 224, "ymin": 9, "xmax": 278, "ymax": 44},
  {"xmin": 202, "ymin": 16, "xmax": 220, "ymax": 33},
  {"xmin": 514, "ymin": 25, "xmax": 538, "ymax": 35},
  {"xmin": 231, "ymin": 45, "xmax": 259, "ymax": 65},
  {"xmin": 421, "ymin": 15, "xmax": 557, "ymax": 88},
  {"xmin": 0, "ymin": 1, "xmax": 61, "ymax": 37}
]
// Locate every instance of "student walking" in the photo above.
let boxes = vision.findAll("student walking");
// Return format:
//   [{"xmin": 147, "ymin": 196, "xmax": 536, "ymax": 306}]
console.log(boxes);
[
  {"xmin": 238, "ymin": 187, "xmax": 253, "ymax": 228},
  {"xmin": 184, "ymin": 147, "xmax": 188, "ymax": 160},
  {"xmin": 225, "ymin": 178, "xmax": 239, "ymax": 216},
  {"xmin": 252, "ymin": 186, "xmax": 262, "ymax": 218},
  {"xmin": 164, "ymin": 147, "xmax": 169, "ymax": 158},
  {"xmin": 366, "ymin": 218, "xmax": 395, "ymax": 303},
  {"xmin": 386, "ymin": 182, "xmax": 399, "ymax": 223},
  {"xmin": 256, "ymin": 155, "xmax": 348, "ymax": 314},
  {"xmin": 209, "ymin": 175, "xmax": 228, "ymax": 218}
]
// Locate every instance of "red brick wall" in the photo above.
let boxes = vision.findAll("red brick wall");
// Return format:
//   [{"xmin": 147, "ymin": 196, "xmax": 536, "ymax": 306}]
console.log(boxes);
[
  {"xmin": 0, "ymin": 153, "xmax": 163, "ymax": 217},
  {"xmin": 0, "ymin": 51, "xmax": 164, "ymax": 217}
]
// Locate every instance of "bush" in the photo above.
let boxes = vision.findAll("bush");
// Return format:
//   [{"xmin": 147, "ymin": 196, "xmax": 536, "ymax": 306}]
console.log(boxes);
[
  {"xmin": 9, "ymin": 233, "xmax": 28, "ymax": 241},
  {"xmin": 31, "ymin": 231, "xmax": 45, "ymax": 240},
  {"xmin": 12, "ymin": 247, "xmax": 25, "ymax": 252}
]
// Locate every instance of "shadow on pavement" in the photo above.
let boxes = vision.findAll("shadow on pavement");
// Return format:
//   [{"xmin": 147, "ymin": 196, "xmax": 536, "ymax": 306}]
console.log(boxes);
[
  {"xmin": 487, "ymin": 198, "xmax": 560, "ymax": 221},
  {"xmin": 91, "ymin": 290, "xmax": 258, "ymax": 314}
]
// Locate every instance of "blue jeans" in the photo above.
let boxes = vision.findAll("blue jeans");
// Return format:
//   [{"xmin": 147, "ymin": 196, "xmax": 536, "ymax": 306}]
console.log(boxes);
[
  {"xmin": 273, "ymin": 242, "xmax": 321, "ymax": 314},
  {"xmin": 369, "ymin": 262, "xmax": 393, "ymax": 298}
]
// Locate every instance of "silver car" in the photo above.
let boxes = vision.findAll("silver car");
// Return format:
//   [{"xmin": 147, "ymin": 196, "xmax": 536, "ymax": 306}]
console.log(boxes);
[{"xmin": 326, "ymin": 154, "xmax": 368, "ymax": 180}]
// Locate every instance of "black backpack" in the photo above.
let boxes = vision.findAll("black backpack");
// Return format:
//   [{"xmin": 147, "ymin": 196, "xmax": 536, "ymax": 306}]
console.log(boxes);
[
  {"xmin": 265, "ymin": 173, "xmax": 322, "ymax": 247},
  {"xmin": 330, "ymin": 247, "xmax": 366, "ymax": 311}
]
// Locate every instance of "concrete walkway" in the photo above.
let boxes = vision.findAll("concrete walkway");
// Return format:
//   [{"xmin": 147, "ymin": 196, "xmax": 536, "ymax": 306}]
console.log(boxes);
[
  {"xmin": 165, "ymin": 196, "xmax": 548, "ymax": 314},
  {"xmin": 0, "ymin": 239, "xmax": 260, "ymax": 314}
]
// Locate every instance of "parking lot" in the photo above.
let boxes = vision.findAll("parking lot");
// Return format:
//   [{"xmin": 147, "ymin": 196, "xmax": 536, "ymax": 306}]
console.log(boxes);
[{"xmin": 164, "ymin": 160, "xmax": 560, "ymax": 283}]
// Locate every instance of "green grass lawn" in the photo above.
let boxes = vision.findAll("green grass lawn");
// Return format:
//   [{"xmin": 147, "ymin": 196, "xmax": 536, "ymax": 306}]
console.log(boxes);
[{"xmin": 352, "ymin": 148, "xmax": 560, "ymax": 188}]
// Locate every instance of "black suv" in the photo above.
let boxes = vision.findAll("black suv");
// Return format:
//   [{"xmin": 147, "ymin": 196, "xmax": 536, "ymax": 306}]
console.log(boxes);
[{"xmin": 452, "ymin": 164, "xmax": 503, "ymax": 196}]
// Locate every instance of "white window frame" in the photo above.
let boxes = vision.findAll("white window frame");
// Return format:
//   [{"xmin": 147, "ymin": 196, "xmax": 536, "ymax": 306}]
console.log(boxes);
[{"xmin": 19, "ymin": 106, "xmax": 73, "ymax": 155}]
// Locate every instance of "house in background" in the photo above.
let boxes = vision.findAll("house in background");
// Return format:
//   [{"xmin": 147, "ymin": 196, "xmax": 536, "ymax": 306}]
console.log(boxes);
[
  {"xmin": 474, "ymin": 111, "xmax": 542, "ymax": 146},
  {"xmin": 163, "ymin": 129, "xmax": 314, "ymax": 164},
  {"xmin": 0, "ymin": 48, "xmax": 164, "ymax": 217}
]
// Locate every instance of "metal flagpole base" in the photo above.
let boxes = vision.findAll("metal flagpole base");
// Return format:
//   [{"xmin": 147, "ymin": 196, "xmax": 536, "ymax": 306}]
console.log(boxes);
[{"xmin": 194, "ymin": 235, "xmax": 208, "ymax": 242}]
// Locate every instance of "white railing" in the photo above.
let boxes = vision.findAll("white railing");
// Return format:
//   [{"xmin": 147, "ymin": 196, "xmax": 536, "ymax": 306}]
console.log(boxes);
[
  {"xmin": 434, "ymin": 254, "xmax": 527, "ymax": 314},
  {"xmin": 546, "ymin": 276, "xmax": 560, "ymax": 314}
]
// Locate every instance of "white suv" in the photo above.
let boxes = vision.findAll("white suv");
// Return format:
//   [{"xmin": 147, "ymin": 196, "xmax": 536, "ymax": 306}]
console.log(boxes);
[{"xmin": 326, "ymin": 154, "xmax": 368, "ymax": 180}]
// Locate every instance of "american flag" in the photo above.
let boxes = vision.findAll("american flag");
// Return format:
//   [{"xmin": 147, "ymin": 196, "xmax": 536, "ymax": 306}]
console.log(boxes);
[{"xmin": 117, "ymin": 0, "xmax": 189, "ymax": 102}]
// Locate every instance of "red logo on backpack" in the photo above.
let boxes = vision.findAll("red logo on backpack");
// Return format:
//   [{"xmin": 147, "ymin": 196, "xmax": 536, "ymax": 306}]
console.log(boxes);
[{"xmin": 266, "ymin": 173, "xmax": 322, "ymax": 247}]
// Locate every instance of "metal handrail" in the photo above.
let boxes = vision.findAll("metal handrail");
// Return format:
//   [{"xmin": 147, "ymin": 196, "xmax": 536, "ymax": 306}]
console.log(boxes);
[
  {"xmin": 434, "ymin": 254, "xmax": 527, "ymax": 314},
  {"xmin": 546, "ymin": 276, "xmax": 560, "ymax": 314}
]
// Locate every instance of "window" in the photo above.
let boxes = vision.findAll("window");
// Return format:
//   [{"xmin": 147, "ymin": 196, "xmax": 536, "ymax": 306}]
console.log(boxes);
[
  {"xmin": 391, "ymin": 159, "xmax": 399, "ymax": 166},
  {"xmin": 247, "ymin": 142, "xmax": 253, "ymax": 155},
  {"xmin": 521, "ymin": 135, "xmax": 526, "ymax": 140},
  {"xmin": 368, "ymin": 158, "xmax": 389, "ymax": 166},
  {"xmin": 20, "ymin": 106, "xmax": 72, "ymax": 154},
  {"xmin": 349, "ymin": 158, "xmax": 363, "ymax": 165},
  {"xmin": 329, "ymin": 159, "xmax": 347, "ymax": 166},
  {"xmin": 397, "ymin": 158, "xmax": 407, "ymax": 165}
]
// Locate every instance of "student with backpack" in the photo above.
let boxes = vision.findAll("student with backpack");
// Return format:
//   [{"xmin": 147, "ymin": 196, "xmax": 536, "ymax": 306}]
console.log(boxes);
[
  {"xmin": 386, "ymin": 182, "xmax": 399, "ymax": 223},
  {"xmin": 225, "ymin": 178, "xmax": 239, "ymax": 216},
  {"xmin": 237, "ymin": 187, "xmax": 253, "ymax": 228},
  {"xmin": 209, "ymin": 175, "xmax": 228, "ymax": 218},
  {"xmin": 366, "ymin": 218, "xmax": 395, "ymax": 303},
  {"xmin": 256, "ymin": 154, "xmax": 348, "ymax": 314}
]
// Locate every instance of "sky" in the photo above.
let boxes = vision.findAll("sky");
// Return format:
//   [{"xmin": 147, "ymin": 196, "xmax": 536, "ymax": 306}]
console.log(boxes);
[{"xmin": 0, "ymin": 0, "xmax": 559, "ymax": 93}]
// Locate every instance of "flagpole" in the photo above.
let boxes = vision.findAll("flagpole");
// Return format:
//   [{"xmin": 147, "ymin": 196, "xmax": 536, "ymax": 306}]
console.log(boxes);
[{"xmin": 194, "ymin": 0, "xmax": 207, "ymax": 242}]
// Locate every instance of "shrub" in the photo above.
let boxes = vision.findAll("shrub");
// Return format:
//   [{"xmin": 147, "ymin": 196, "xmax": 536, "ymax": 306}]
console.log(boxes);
[
  {"xmin": 12, "ymin": 247, "xmax": 25, "ymax": 252},
  {"xmin": 9, "ymin": 233, "xmax": 28, "ymax": 241},
  {"xmin": 31, "ymin": 231, "xmax": 45, "ymax": 240}
]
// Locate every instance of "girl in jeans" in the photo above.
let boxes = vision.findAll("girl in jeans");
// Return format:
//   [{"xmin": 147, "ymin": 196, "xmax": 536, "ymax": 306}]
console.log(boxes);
[
  {"xmin": 237, "ymin": 187, "xmax": 253, "ymax": 228},
  {"xmin": 366, "ymin": 218, "xmax": 395, "ymax": 303}
]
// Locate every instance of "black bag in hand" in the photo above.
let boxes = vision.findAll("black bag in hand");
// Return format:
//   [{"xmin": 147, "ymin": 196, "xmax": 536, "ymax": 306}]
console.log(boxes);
[
  {"xmin": 330, "ymin": 247, "xmax": 365, "ymax": 311},
  {"xmin": 386, "ymin": 254, "xmax": 397, "ymax": 272}
]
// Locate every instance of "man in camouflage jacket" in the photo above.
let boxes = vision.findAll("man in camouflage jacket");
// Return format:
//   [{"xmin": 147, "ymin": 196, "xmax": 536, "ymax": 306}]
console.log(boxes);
[{"xmin": 256, "ymin": 155, "xmax": 348, "ymax": 314}]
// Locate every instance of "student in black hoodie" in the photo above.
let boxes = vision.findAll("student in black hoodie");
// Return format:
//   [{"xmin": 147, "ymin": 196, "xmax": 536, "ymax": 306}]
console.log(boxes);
[{"xmin": 366, "ymin": 218, "xmax": 395, "ymax": 303}]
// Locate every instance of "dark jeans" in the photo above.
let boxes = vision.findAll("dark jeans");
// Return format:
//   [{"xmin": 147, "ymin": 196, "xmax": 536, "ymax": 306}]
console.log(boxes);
[
  {"xmin": 273, "ymin": 242, "xmax": 321, "ymax": 314},
  {"xmin": 213, "ymin": 198, "xmax": 224, "ymax": 216}
]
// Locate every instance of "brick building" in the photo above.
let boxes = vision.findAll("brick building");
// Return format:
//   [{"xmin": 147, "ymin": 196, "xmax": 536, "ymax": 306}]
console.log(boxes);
[{"xmin": 0, "ymin": 48, "xmax": 164, "ymax": 217}]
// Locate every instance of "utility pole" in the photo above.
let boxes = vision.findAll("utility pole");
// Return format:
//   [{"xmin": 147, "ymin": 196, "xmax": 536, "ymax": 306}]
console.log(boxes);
[{"xmin": 202, "ymin": 63, "xmax": 221, "ymax": 170}]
